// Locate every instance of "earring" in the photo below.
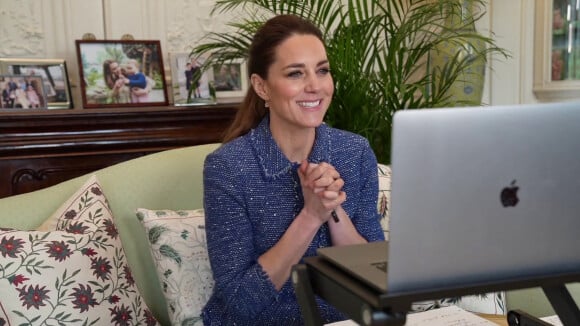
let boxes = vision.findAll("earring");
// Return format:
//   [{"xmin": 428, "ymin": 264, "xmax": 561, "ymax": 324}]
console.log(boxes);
[{"xmin": 264, "ymin": 101, "xmax": 270, "ymax": 108}]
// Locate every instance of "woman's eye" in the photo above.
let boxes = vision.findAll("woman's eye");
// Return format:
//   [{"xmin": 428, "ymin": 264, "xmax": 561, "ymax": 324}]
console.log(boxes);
[
  {"xmin": 318, "ymin": 67, "xmax": 331, "ymax": 75},
  {"xmin": 287, "ymin": 71, "xmax": 303, "ymax": 78}
]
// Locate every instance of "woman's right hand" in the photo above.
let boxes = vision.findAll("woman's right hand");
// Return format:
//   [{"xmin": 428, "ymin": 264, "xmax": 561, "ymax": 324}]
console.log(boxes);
[
  {"xmin": 113, "ymin": 78, "xmax": 125, "ymax": 89},
  {"xmin": 298, "ymin": 160, "xmax": 346, "ymax": 224}
]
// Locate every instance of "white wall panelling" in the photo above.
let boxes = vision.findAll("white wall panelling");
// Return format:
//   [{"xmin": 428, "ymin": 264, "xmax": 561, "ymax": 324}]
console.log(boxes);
[{"xmin": 489, "ymin": 0, "xmax": 538, "ymax": 105}]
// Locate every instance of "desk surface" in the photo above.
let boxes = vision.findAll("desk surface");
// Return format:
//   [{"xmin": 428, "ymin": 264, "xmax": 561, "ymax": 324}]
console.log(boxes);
[{"xmin": 478, "ymin": 314, "xmax": 508, "ymax": 326}]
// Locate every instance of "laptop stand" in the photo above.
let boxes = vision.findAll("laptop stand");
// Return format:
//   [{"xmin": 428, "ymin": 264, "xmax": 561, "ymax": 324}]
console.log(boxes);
[
  {"xmin": 292, "ymin": 257, "xmax": 410, "ymax": 326},
  {"xmin": 507, "ymin": 310, "xmax": 553, "ymax": 326},
  {"xmin": 507, "ymin": 285, "xmax": 580, "ymax": 326},
  {"xmin": 293, "ymin": 257, "xmax": 580, "ymax": 326}
]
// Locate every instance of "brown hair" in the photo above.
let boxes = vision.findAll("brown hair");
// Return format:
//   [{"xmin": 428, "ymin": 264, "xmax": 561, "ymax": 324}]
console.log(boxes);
[
  {"xmin": 103, "ymin": 59, "xmax": 118, "ymax": 89},
  {"xmin": 222, "ymin": 14, "xmax": 325, "ymax": 143}
]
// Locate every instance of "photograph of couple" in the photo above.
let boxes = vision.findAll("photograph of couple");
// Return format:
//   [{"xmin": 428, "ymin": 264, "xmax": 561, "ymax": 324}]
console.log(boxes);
[
  {"xmin": 170, "ymin": 53, "xmax": 215, "ymax": 106},
  {"xmin": 77, "ymin": 41, "xmax": 168, "ymax": 108}
]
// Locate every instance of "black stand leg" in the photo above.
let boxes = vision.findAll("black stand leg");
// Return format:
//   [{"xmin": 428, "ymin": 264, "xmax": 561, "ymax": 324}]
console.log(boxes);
[
  {"xmin": 292, "ymin": 263, "xmax": 407, "ymax": 326},
  {"xmin": 292, "ymin": 264, "xmax": 324, "ymax": 326},
  {"xmin": 508, "ymin": 285, "xmax": 580, "ymax": 326},
  {"xmin": 543, "ymin": 285, "xmax": 580, "ymax": 326}
]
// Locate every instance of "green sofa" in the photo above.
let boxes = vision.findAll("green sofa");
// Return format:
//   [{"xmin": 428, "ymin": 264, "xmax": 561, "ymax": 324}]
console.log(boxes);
[
  {"xmin": 0, "ymin": 143, "xmax": 571, "ymax": 325},
  {"xmin": 0, "ymin": 143, "xmax": 220, "ymax": 325}
]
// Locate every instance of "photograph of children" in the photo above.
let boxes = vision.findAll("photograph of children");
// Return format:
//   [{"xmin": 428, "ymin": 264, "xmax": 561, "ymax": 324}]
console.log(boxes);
[
  {"xmin": 169, "ymin": 53, "xmax": 215, "ymax": 106},
  {"xmin": 211, "ymin": 61, "xmax": 248, "ymax": 98},
  {"xmin": 0, "ymin": 59, "xmax": 73, "ymax": 109},
  {"xmin": 76, "ymin": 40, "xmax": 168, "ymax": 108},
  {"xmin": 0, "ymin": 75, "xmax": 47, "ymax": 110}
]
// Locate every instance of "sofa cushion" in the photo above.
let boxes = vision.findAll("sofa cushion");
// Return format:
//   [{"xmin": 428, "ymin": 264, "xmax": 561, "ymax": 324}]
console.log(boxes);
[
  {"xmin": 377, "ymin": 163, "xmax": 392, "ymax": 240},
  {"xmin": 37, "ymin": 175, "xmax": 108, "ymax": 233},
  {"xmin": 136, "ymin": 208, "xmax": 214, "ymax": 326},
  {"xmin": 0, "ymin": 175, "xmax": 158, "ymax": 325}
]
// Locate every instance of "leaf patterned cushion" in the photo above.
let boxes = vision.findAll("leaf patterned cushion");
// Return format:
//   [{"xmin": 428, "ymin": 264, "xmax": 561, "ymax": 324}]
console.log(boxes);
[
  {"xmin": 0, "ymin": 175, "xmax": 158, "ymax": 326},
  {"xmin": 136, "ymin": 208, "xmax": 214, "ymax": 326},
  {"xmin": 377, "ymin": 163, "xmax": 392, "ymax": 240}
]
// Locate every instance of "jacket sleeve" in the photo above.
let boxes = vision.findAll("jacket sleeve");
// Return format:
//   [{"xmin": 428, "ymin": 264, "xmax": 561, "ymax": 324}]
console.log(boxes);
[
  {"xmin": 127, "ymin": 73, "xmax": 147, "ymax": 89},
  {"xmin": 203, "ymin": 151, "xmax": 280, "ymax": 321}
]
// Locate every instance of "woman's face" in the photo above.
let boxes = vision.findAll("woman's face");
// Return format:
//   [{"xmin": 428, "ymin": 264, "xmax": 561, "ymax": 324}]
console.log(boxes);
[
  {"xmin": 109, "ymin": 62, "xmax": 121, "ymax": 76},
  {"xmin": 255, "ymin": 34, "xmax": 334, "ymax": 133}
]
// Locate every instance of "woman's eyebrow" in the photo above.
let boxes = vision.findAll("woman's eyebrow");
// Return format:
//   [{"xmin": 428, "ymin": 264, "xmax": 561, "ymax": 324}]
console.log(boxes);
[{"xmin": 283, "ymin": 60, "xmax": 329, "ymax": 70}]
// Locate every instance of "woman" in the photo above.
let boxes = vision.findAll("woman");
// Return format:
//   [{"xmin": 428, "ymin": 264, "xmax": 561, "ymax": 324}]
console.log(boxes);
[
  {"xmin": 202, "ymin": 14, "xmax": 384, "ymax": 325},
  {"xmin": 103, "ymin": 59, "xmax": 130, "ymax": 103}
]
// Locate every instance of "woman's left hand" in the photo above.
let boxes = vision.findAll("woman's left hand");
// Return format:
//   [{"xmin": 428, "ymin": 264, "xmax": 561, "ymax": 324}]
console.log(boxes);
[{"xmin": 299, "ymin": 161, "xmax": 346, "ymax": 221}]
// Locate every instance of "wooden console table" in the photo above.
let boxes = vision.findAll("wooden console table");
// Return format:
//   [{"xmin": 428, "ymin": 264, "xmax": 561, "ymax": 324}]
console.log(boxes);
[{"xmin": 0, "ymin": 103, "xmax": 237, "ymax": 199}]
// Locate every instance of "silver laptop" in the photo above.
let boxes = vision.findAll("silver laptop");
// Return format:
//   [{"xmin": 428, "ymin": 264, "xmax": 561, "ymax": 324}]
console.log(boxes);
[{"xmin": 319, "ymin": 101, "xmax": 580, "ymax": 296}]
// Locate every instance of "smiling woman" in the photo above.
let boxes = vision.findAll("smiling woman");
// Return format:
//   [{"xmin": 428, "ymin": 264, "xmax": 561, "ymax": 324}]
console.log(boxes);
[{"xmin": 201, "ymin": 14, "xmax": 384, "ymax": 325}]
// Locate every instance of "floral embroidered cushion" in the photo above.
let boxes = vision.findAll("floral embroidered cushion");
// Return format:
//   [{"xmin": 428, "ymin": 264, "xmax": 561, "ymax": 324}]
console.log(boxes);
[
  {"xmin": 0, "ymin": 175, "xmax": 158, "ymax": 326},
  {"xmin": 136, "ymin": 208, "xmax": 214, "ymax": 326}
]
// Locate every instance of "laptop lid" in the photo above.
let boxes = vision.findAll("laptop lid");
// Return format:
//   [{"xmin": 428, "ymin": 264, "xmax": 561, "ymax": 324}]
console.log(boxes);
[
  {"xmin": 387, "ymin": 102, "xmax": 580, "ymax": 295},
  {"xmin": 317, "ymin": 241, "xmax": 388, "ymax": 292}
]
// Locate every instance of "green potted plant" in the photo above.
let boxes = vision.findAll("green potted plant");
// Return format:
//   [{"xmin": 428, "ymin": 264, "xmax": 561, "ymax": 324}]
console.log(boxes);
[{"xmin": 190, "ymin": 0, "xmax": 509, "ymax": 164}]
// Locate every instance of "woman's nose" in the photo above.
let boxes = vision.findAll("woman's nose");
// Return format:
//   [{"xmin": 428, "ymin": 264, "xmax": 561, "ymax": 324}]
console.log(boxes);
[{"xmin": 304, "ymin": 73, "xmax": 320, "ymax": 92}]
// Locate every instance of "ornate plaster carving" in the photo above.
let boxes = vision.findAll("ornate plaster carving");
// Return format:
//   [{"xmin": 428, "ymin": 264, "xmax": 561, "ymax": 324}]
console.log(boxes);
[{"xmin": 0, "ymin": 0, "xmax": 44, "ymax": 57}]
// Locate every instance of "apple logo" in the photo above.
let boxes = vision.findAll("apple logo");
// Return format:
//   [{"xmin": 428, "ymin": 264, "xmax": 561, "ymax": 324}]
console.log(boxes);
[{"xmin": 500, "ymin": 180, "xmax": 519, "ymax": 207}]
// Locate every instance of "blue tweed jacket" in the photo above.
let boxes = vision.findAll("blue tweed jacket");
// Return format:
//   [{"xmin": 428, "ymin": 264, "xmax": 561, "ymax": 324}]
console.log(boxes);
[{"xmin": 202, "ymin": 115, "xmax": 384, "ymax": 325}]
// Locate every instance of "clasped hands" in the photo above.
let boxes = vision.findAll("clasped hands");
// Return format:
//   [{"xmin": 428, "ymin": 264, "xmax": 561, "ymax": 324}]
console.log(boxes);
[{"xmin": 298, "ymin": 160, "xmax": 346, "ymax": 224}]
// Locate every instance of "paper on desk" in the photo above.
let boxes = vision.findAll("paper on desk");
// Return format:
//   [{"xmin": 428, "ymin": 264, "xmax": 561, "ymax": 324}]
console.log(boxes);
[
  {"xmin": 540, "ymin": 315, "xmax": 562, "ymax": 325},
  {"xmin": 325, "ymin": 305, "xmax": 497, "ymax": 325},
  {"xmin": 406, "ymin": 306, "xmax": 498, "ymax": 325}
]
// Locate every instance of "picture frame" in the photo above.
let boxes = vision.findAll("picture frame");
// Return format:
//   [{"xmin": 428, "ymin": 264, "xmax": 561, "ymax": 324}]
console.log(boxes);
[
  {"xmin": 211, "ymin": 59, "xmax": 249, "ymax": 99},
  {"xmin": 75, "ymin": 40, "xmax": 169, "ymax": 108},
  {"xmin": 169, "ymin": 52, "xmax": 216, "ymax": 106},
  {"xmin": 0, "ymin": 58, "xmax": 72, "ymax": 109},
  {"xmin": 0, "ymin": 74, "xmax": 48, "ymax": 110}
]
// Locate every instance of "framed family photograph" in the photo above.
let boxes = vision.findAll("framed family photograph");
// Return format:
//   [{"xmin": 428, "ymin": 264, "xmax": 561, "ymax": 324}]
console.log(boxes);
[
  {"xmin": 211, "ymin": 59, "xmax": 248, "ymax": 99},
  {"xmin": 0, "ymin": 58, "xmax": 72, "ymax": 109},
  {"xmin": 75, "ymin": 40, "xmax": 169, "ymax": 108},
  {"xmin": 169, "ymin": 52, "xmax": 216, "ymax": 106},
  {"xmin": 0, "ymin": 74, "xmax": 48, "ymax": 110}
]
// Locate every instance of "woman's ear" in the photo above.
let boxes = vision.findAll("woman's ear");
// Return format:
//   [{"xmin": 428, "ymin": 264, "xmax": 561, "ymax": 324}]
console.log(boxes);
[{"xmin": 250, "ymin": 74, "xmax": 269, "ymax": 101}]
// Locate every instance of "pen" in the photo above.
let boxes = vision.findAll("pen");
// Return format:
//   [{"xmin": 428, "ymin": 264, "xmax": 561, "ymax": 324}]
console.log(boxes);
[{"xmin": 331, "ymin": 210, "xmax": 340, "ymax": 223}]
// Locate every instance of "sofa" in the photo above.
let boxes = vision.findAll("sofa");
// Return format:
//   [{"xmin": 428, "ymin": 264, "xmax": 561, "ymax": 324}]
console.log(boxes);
[{"xmin": 0, "ymin": 143, "xmax": 548, "ymax": 325}]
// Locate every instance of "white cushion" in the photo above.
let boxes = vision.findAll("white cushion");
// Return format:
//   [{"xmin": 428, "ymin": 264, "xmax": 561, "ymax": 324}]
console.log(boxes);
[{"xmin": 136, "ymin": 208, "xmax": 214, "ymax": 326}]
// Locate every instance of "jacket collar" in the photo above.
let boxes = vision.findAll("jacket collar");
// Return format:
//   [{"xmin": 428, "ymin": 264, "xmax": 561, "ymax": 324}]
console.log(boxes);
[{"xmin": 249, "ymin": 114, "xmax": 331, "ymax": 180}]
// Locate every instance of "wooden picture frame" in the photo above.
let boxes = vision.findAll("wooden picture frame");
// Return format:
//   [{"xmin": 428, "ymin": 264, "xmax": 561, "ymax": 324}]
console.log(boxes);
[
  {"xmin": 75, "ymin": 40, "xmax": 169, "ymax": 108},
  {"xmin": 0, "ymin": 74, "xmax": 48, "ymax": 110},
  {"xmin": 169, "ymin": 52, "xmax": 216, "ymax": 106},
  {"xmin": 0, "ymin": 58, "xmax": 72, "ymax": 109}
]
